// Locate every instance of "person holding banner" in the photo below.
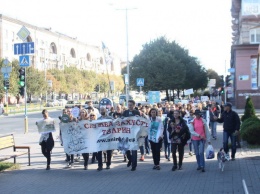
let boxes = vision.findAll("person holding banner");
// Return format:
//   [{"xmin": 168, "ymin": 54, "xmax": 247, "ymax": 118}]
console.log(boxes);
[
  {"xmin": 79, "ymin": 109, "xmax": 90, "ymax": 170},
  {"xmin": 148, "ymin": 108, "xmax": 164, "ymax": 170},
  {"xmin": 168, "ymin": 110, "xmax": 190, "ymax": 171},
  {"xmin": 36, "ymin": 109, "xmax": 55, "ymax": 170},
  {"xmin": 65, "ymin": 109, "xmax": 77, "ymax": 168},
  {"xmin": 122, "ymin": 100, "xmax": 140, "ymax": 171},
  {"xmin": 89, "ymin": 113, "xmax": 98, "ymax": 164},
  {"xmin": 97, "ymin": 107, "xmax": 113, "ymax": 171}
]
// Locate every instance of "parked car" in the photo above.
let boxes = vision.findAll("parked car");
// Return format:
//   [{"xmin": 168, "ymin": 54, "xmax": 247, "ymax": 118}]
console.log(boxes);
[
  {"xmin": 84, "ymin": 100, "xmax": 99, "ymax": 109},
  {"xmin": 65, "ymin": 100, "xmax": 81, "ymax": 108},
  {"xmin": 46, "ymin": 100, "xmax": 60, "ymax": 107},
  {"xmin": 58, "ymin": 99, "xmax": 67, "ymax": 106}
]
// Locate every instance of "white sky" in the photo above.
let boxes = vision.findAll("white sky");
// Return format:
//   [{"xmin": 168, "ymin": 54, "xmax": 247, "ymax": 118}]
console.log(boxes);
[{"xmin": 0, "ymin": 0, "xmax": 232, "ymax": 75}]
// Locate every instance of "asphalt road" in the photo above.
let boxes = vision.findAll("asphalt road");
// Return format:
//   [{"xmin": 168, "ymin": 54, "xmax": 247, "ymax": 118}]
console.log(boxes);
[{"xmin": 0, "ymin": 110, "xmax": 62, "ymax": 136}]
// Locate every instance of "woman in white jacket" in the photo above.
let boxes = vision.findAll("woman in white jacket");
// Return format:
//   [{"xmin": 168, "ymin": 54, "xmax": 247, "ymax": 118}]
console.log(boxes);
[
  {"xmin": 148, "ymin": 108, "xmax": 164, "ymax": 170},
  {"xmin": 189, "ymin": 109, "xmax": 211, "ymax": 172}
]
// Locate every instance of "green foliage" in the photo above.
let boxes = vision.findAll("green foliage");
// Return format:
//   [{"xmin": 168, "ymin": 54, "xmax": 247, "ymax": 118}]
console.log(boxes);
[
  {"xmin": 0, "ymin": 162, "xmax": 19, "ymax": 171},
  {"xmin": 240, "ymin": 117, "xmax": 260, "ymax": 145},
  {"xmin": 207, "ymin": 69, "xmax": 222, "ymax": 88},
  {"xmin": 241, "ymin": 96, "xmax": 256, "ymax": 122},
  {"xmin": 129, "ymin": 37, "xmax": 208, "ymax": 92}
]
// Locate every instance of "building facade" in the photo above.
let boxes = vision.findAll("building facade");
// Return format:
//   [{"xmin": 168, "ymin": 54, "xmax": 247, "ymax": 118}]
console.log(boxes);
[
  {"xmin": 231, "ymin": 0, "xmax": 260, "ymax": 108},
  {"xmin": 0, "ymin": 14, "xmax": 122, "ymax": 75}
]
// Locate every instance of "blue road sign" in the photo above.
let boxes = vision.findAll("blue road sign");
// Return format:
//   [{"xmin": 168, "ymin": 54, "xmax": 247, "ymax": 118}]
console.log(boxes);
[
  {"xmin": 3, "ymin": 73, "xmax": 9, "ymax": 79},
  {"xmin": 14, "ymin": 42, "xmax": 34, "ymax": 55},
  {"xmin": 19, "ymin": 55, "xmax": 30, "ymax": 67},
  {"xmin": 136, "ymin": 78, "xmax": 144, "ymax": 86}
]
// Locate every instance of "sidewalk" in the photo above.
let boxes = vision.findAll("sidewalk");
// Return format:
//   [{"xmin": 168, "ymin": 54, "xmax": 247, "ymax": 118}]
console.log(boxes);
[{"xmin": 0, "ymin": 125, "xmax": 259, "ymax": 194}]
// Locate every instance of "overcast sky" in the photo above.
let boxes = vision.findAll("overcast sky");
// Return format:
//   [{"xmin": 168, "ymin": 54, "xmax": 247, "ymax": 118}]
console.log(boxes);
[{"xmin": 0, "ymin": 0, "xmax": 232, "ymax": 75}]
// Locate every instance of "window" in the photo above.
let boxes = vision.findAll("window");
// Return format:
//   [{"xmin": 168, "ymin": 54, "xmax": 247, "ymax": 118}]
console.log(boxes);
[{"xmin": 250, "ymin": 28, "xmax": 260, "ymax": 43}]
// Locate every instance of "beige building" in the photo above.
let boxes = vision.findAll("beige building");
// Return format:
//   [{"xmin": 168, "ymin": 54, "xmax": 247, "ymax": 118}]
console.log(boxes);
[
  {"xmin": 231, "ymin": 0, "xmax": 260, "ymax": 108},
  {"xmin": 0, "ymin": 14, "xmax": 122, "ymax": 75}
]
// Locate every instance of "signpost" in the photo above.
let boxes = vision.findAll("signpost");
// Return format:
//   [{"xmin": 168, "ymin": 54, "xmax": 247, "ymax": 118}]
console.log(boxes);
[
  {"xmin": 15, "ymin": 25, "xmax": 33, "ymax": 133},
  {"xmin": 136, "ymin": 78, "xmax": 144, "ymax": 93}
]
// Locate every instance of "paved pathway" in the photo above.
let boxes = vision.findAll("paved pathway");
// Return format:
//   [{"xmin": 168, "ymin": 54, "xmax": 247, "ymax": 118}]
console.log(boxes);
[{"xmin": 0, "ymin": 125, "xmax": 260, "ymax": 194}]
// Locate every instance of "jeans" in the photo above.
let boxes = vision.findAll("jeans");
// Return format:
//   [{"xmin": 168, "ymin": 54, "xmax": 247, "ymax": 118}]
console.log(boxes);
[
  {"xmin": 210, "ymin": 121, "xmax": 217, "ymax": 138},
  {"xmin": 164, "ymin": 140, "xmax": 171, "ymax": 158},
  {"xmin": 189, "ymin": 141, "xmax": 193, "ymax": 152},
  {"xmin": 223, "ymin": 131, "xmax": 236, "ymax": 158},
  {"xmin": 192, "ymin": 140, "xmax": 205, "ymax": 168},
  {"xmin": 171, "ymin": 143, "xmax": 184, "ymax": 167},
  {"xmin": 145, "ymin": 137, "xmax": 150, "ymax": 154},
  {"xmin": 150, "ymin": 141, "xmax": 161, "ymax": 165},
  {"xmin": 126, "ymin": 150, "xmax": 137, "ymax": 168},
  {"xmin": 139, "ymin": 145, "xmax": 144, "ymax": 155}
]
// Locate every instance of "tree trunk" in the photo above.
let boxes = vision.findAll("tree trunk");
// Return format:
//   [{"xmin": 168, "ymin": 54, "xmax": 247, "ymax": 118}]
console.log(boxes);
[{"xmin": 166, "ymin": 89, "xmax": 169, "ymax": 101}]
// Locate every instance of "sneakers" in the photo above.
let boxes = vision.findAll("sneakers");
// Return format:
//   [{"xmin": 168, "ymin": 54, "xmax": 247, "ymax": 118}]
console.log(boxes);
[
  {"xmin": 84, "ymin": 166, "xmax": 88, "ymax": 170},
  {"xmin": 197, "ymin": 167, "xmax": 202, "ymax": 170},
  {"xmin": 172, "ymin": 166, "xmax": 177, "ymax": 171},
  {"xmin": 46, "ymin": 165, "xmax": 50, "ymax": 170},
  {"xmin": 178, "ymin": 166, "xmax": 182, "ymax": 170},
  {"xmin": 168, "ymin": 158, "xmax": 171, "ymax": 161},
  {"xmin": 201, "ymin": 168, "xmax": 205, "ymax": 172},
  {"xmin": 156, "ymin": 166, "xmax": 161, "ymax": 170},
  {"xmin": 106, "ymin": 165, "xmax": 110, "ymax": 169},
  {"xmin": 131, "ymin": 167, "xmax": 136, "ymax": 171},
  {"xmin": 225, "ymin": 153, "xmax": 230, "ymax": 161},
  {"xmin": 153, "ymin": 165, "xmax": 157, "ymax": 170},
  {"xmin": 127, "ymin": 161, "xmax": 131, "ymax": 167},
  {"xmin": 97, "ymin": 166, "xmax": 103, "ymax": 171},
  {"xmin": 189, "ymin": 152, "xmax": 193, "ymax": 156}
]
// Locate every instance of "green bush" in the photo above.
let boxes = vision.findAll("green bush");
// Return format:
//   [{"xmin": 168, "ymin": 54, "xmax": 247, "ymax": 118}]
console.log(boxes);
[
  {"xmin": 240, "ymin": 117, "xmax": 260, "ymax": 145},
  {"xmin": 241, "ymin": 96, "xmax": 256, "ymax": 122}
]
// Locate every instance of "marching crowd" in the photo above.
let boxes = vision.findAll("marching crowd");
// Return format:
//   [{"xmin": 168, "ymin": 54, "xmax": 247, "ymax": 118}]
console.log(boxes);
[{"xmin": 37, "ymin": 99, "xmax": 241, "ymax": 173}]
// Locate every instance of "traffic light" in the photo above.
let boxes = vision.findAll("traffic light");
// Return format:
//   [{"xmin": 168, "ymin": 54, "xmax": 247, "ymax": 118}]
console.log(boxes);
[
  {"xmin": 19, "ymin": 87, "xmax": 25, "ymax": 96},
  {"xmin": 19, "ymin": 68, "xmax": 25, "ymax": 87},
  {"xmin": 225, "ymin": 75, "xmax": 232, "ymax": 87},
  {"xmin": 3, "ymin": 80, "xmax": 9, "ymax": 90},
  {"xmin": 219, "ymin": 87, "xmax": 224, "ymax": 96},
  {"xmin": 19, "ymin": 68, "xmax": 25, "ymax": 96},
  {"xmin": 219, "ymin": 75, "xmax": 224, "ymax": 87}
]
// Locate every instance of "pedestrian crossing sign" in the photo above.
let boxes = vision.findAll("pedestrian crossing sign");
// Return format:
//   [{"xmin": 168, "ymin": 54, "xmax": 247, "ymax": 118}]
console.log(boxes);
[
  {"xmin": 19, "ymin": 55, "xmax": 30, "ymax": 67},
  {"xmin": 136, "ymin": 78, "xmax": 144, "ymax": 86}
]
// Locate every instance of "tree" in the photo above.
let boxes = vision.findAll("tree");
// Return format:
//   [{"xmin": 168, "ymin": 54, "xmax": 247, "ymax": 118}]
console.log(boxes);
[
  {"xmin": 26, "ymin": 67, "xmax": 47, "ymax": 100},
  {"xmin": 129, "ymin": 36, "xmax": 208, "ymax": 99},
  {"xmin": 241, "ymin": 96, "xmax": 257, "ymax": 122},
  {"xmin": 207, "ymin": 69, "xmax": 222, "ymax": 88}
]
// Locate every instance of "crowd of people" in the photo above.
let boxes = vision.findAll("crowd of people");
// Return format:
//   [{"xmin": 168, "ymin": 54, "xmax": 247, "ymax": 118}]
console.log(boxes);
[{"xmin": 37, "ymin": 99, "xmax": 241, "ymax": 173}]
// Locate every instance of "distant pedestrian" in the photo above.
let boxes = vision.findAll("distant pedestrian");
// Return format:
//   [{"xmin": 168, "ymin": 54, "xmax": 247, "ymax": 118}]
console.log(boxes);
[{"xmin": 214, "ymin": 102, "xmax": 240, "ymax": 160}]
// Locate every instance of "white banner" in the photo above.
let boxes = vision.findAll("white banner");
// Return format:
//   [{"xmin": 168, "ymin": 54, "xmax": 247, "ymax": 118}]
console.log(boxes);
[
  {"xmin": 36, "ymin": 118, "xmax": 55, "ymax": 134},
  {"xmin": 60, "ymin": 116, "xmax": 150, "ymax": 154},
  {"xmin": 184, "ymin": 88, "xmax": 194, "ymax": 95}
]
